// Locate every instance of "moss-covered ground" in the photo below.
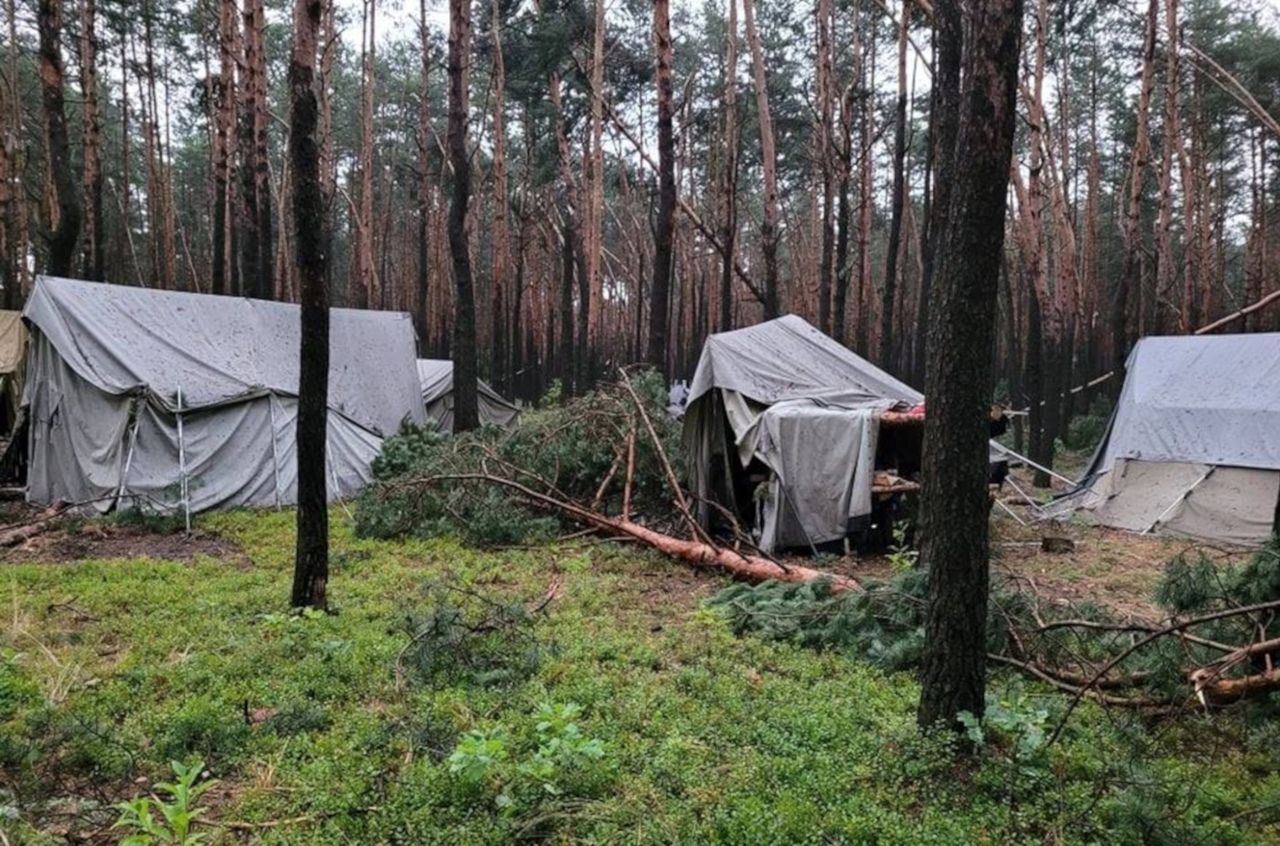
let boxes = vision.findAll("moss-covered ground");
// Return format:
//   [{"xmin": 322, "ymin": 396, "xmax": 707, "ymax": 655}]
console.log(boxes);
[{"xmin": 2, "ymin": 510, "xmax": 1279, "ymax": 844}]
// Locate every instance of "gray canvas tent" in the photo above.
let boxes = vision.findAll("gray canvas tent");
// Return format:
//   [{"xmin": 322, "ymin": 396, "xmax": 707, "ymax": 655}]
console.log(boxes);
[
  {"xmin": 417, "ymin": 359, "xmax": 520, "ymax": 432},
  {"xmin": 0, "ymin": 310, "xmax": 24, "ymax": 436},
  {"xmin": 22, "ymin": 276, "xmax": 426, "ymax": 513},
  {"xmin": 684, "ymin": 315, "xmax": 922, "ymax": 553},
  {"xmin": 1066, "ymin": 333, "xmax": 1280, "ymax": 546}
]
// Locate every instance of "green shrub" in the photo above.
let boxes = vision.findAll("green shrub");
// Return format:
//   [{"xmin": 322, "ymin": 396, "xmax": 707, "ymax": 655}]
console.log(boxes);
[{"xmin": 354, "ymin": 370, "xmax": 680, "ymax": 547}]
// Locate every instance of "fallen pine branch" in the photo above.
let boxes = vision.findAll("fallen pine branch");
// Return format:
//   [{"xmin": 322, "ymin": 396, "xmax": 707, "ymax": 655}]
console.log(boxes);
[{"xmin": 1048, "ymin": 598, "xmax": 1280, "ymax": 745}]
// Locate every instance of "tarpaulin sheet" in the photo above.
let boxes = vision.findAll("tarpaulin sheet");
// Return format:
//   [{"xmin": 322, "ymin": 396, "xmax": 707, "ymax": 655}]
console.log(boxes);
[
  {"xmin": 25, "ymin": 276, "xmax": 423, "ymax": 436},
  {"xmin": 1088, "ymin": 333, "xmax": 1280, "ymax": 474},
  {"xmin": 687, "ymin": 314, "xmax": 922, "ymax": 408},
  {"xmin": 417, "ymin": 359, "xmax": 520, "ymax": 432},
  {"xmin": 684, "ymin": 316, "xmax": 916, "ymax": 552},
  {"xmin": 0, "ymin": 310, "xmax": 25, "ymax": 423},
  {"xmin": 22, "ymin": 276, "xmax": 426, "ymax": 512}
]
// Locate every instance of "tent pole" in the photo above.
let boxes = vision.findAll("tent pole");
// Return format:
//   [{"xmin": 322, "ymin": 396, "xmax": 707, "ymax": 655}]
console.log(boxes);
[
  {"xmin": 267, "ymin": 396, "xmax": 283, "ymax": 509},
  {"xmin": 116, "ymin": 399, "xmax": 141, "ymax": 508},
  {"xmin": 1143, "ymin": 466, "xmax": 1216, "ymax": 534},
  {"xmin": 993, "ymin": 442, "xmax": 1078, "ymax": 488},
  {"xmin": 176, "ymin": 386, "xmax": 191, "ymax": 534},
  {"xmin": 993, "ymin": 497, "xmax": 1028, "ymax": 526}
]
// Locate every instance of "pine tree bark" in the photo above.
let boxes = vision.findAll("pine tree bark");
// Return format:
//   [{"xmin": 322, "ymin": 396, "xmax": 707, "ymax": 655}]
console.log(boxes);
[
  {"xmin": 288, "ymin": 0, "xmax": 328, "ymax": 609},
  {"xmin": 354, "ymin": 0, "xmax": 377, "ymax": 308},
  {"xmin": 741, "ymin": 0, "xmax": 779, "ymax": 318},
  {"xmin": 415, "ymin": 0, "xmax": 431, "ymax": 345},
  {"xmin": 37, "ymin": 0, "xmax": 81, "ymax": 276},
  {"xmin": 880, "ymin": 0, "xmax": 910, "ymax": 370},
  {"xmin": 584, "ymin": 0, "xmax": 605, "ymax": 372},
  {"xmin": 718, "ymin": 0, "xmax": 739, "ymax": 332},
  {"xmin": 1115, "ymin": 0, "xmax": 1157, "ymax": 379},
  {"xmin": 647, "ymin": 0, "xmax": 676, "ymax": 370},
  {"xmin": 490, "ymin": 0, "xmax": 510, "ymax": 389},
  {"xmin": 916, "ymin": 0, "xmax": 1023, "ymax": 733},
  {"xmin": 447, "ymin": 0, "xmax": 479, "ymax": 431},
  {"xmin": 815, "ymin": 0, "xmax": 835, "ymax": 334},
  {"xmin": 78, "ymin": 0, "xmax": 103, "ymax": 280},
  {"xmin": 213, "ymin": 0, "xmax": 238, "ymax": 296}
]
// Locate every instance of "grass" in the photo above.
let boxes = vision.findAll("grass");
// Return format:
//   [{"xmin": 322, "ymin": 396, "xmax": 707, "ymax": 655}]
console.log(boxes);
[{"xmin": 2, "ymin": 510, "xmax": 1280, "ymax": 844}]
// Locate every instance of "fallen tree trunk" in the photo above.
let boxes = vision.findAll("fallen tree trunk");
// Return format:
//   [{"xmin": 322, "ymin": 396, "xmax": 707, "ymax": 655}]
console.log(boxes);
[{"xmin": 389, "ymin": 471, "xmax": 863, "ymax": 593}]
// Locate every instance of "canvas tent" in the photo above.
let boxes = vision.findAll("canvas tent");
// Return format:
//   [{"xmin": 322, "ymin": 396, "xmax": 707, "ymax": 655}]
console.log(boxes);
[
  {"xmin": 684, "ymin": 315, "xmax": 923, "ymax": 553},
  {"xmin": 1065, "ymin": 333, "xmax": 1280, "ymax": 546},
  {"xmin": 22, "ymin": 276, "xmax": 426, "ymax": 513},
  {"xmin": 417, "ymin": 359, "xmax": 520, "ymax": 432},
  {"xmin": 0, "ymin": 310, "xmax": 24, "ymax": 437}
]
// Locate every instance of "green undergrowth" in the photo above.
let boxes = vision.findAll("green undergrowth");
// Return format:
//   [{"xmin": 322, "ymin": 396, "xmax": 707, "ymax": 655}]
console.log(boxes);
[
  {"xmin": 353, "ymin": 370, "xmax": 682, "ymax": 547},
  {"xmin": 0, "ymin": 511, "xmax": 1278, "ymax": 844}
]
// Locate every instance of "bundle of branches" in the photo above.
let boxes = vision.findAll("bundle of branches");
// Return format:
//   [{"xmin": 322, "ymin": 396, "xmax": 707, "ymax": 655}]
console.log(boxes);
[
  {"xmin": 709, "ymin": 539, "xmax": 1280, "ymax": 722},
  {"xmin": 355, "ymin": 370, "xmax": 682, "ymax": 546},
  {"xmin": 356, "ymin": 368, "xmax": 860, "ymax": 591},
  {"xmin": 395, "ymin": 578, "xmax": 561, "ymax": 690}
]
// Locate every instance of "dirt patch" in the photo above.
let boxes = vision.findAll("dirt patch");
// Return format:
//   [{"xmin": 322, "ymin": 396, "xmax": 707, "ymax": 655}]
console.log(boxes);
[
  {"xmin": 991, "ymin": 518, "xmax": 1251, "ymax": 621},
  {"xmin": 1, "ymin": 517, "xmax": 246, "ymax": 566}
]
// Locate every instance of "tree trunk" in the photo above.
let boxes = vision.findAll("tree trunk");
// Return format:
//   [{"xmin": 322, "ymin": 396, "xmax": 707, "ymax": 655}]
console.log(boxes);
[
  {"xmin": 854, "ymin": 27, "xmax": 876, "ymax": 356},
  {"xmin": 490, "ymin": 0, "xmax": 510, "ymax": 388},
  {"xmin": 1115, "ymin": 0, "xmax": 1157, "ymax": 380},
  {"xmin": 916, "ymin": 0, "xmax": 1023, "ymax": 732},
  {"xmin": 354, "ymin": 0, "xmax": 377, "ymax": 308},
  {"xmin": 741, "ymin": 0, "xmax": 779, "ymax": 318},
  {"xmin": 447, "ymin": 0, "xmax": 479, "ymax": 432},
  {"xmin": 584, "ymin": 0, "xmax": 605, "ymax": 376},
  {"xmin": 815, "ymin": 0, "xmax": 835, "ymax": 334},
  {"xmin": 238, "ymin": 0, "xmax": 270, "ymax": 299},
  {"xmin": 213, "ymin": 0, "xmax": 237, "ymax": 296},
  {"xmin": 37, "ymin": 0, "xmax": 81, "ymax": 276},
  {"xmin": 832, "ymin": 82, "xmax": 854, "ymax": 345},
  {"xmin": 880, "ymin": 0, "xmax": 910, "ymax": 370},
  {"xmin": 647, "ymin": 0, "xmax": 676, "ymax": 371},
  {"xmin": 717, "ymin": 0, "xmax": 739, "ymax": 332},
  {"xmin": 288, "ymin": 0, "xmax": 328, "ymax": 609},
  {"xmin": 78, "ymin": 0, "xmax": 103, "ymax": 281}
]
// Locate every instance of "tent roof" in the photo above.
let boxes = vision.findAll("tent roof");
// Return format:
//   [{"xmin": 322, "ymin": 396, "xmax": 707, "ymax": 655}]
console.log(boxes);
[
  {"xmin": 1090, "ymin": 332, "xmax": 1280, "ymax": 474},
  {"xmin": 0, "ymin": 310, "xmax": 23, "ymax": 375},
  {"xmin": 687, "ymin": 314, "xmax": 921, "ymax": 407},
  {"xmin": 416, "ymin": 359, "xmax": 517, "ymax": 411},
  {"xmin": 24, "ymin": 276, "xmax": 425, "ymax": 436}
]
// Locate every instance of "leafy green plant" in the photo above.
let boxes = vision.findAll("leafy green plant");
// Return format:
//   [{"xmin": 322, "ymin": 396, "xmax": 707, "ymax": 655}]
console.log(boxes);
[
  {"xmin": 885, "ymin": 520, "xmax": 918, "ymax": 573},
  {"xmin": 447, "ymin": 727, "xmax": 509, "ymax": 786},
  {"xmin": 446, "ymin": 703, "xmax": 607, "ymax": 811},
  {"xmin": 958, "ymin": 688, "xmax": 1051, "ymax": 760},
  {"xmin": 519, "ymin": 702, "xmax": 606, "ymax": 796},
  {"xmin": 113, "ymin": 759, "xmax": 216, "ymax": 845}
]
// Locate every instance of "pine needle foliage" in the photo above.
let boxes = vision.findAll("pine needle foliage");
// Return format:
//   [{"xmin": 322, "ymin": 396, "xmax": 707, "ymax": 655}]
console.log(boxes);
[{"xmin": 354, "ymin": 370, "xmax": 680, "ymax": 547}]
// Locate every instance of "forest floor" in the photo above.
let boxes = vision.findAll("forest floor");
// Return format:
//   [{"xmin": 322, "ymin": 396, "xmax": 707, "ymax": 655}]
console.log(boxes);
[{"xmin": 2, "ymin": 509, "xmax": 1277, "ymax": 844}]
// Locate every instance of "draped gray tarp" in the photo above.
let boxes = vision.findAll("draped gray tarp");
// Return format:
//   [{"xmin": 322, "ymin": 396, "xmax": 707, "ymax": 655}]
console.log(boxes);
[
  {"xmin": 0, "ymin": 310, "xmax": 24, "ymax": 432},
  {"xmin": 684, "ymin": 315, "xmax": 921, "ymax": 552},
  {"xmin": 417, "ymin": 359, "xmax": 520, "ymax": 432},
  {"xmin": 1070, "ymin": 333, "xmax": 1280, "ymax": 545},
  {"xmin": 23, "ymin": 276, "xmax": 426, "ymax": 512}
]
